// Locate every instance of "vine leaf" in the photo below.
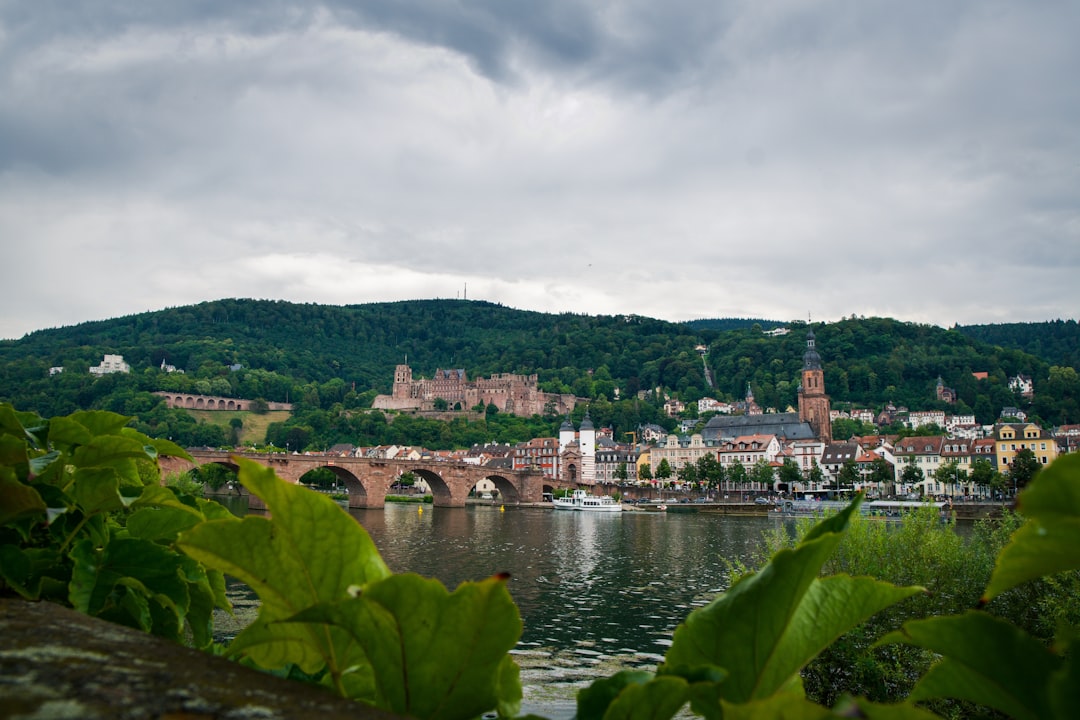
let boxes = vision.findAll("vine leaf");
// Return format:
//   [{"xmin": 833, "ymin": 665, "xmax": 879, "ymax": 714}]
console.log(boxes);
[
  {"xmin": 878, "ymin": 611, "xmax": 1064, "ymax": 720},
  {"xmin": 289, "ymin": 572, "xmax": 522, "ymax": 720},
  {"xmin": 663, "ymin": 498, "xmax": 923, "ymax": 704},
  {"xmin": 177, "ymin": 457, "xmax": 391, "ymax": 678},
  {"xmin": 983, "ymin": 453, "xmax": 1080, "ymax": 602}
]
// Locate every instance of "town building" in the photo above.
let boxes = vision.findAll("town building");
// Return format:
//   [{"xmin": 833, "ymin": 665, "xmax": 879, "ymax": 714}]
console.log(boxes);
[
  {"xmin": 1009, "ymin": 374, "xmax": 1035, "ymax": 399},
  {"xmin": 994, "ymin": 423, "xmax": 1059, "ymax": 471},
  {"xmin": 512, "ymin": 437, "xmax": 561, "ymax": 481}
]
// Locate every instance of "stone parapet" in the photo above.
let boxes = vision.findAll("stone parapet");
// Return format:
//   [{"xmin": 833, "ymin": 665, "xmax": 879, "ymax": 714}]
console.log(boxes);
[{"xmin": 0, "ymin": 598, "xmax": 399, "ymax": 720}]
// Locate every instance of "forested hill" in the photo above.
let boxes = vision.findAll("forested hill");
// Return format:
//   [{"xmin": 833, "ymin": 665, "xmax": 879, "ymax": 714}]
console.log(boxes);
[
  {"xmin": 955, "ymin": 320, "xmax": 1080, "ymax": 369},
  {"xmin": 1, "ymin": 299, "xmax": 1078, "ymax": 437}
]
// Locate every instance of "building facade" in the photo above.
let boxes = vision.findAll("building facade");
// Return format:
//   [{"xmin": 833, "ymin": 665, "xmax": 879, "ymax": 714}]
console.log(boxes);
[{"xmin": 374, "ymin": 363, "xmax": 578, "ymax": 417}]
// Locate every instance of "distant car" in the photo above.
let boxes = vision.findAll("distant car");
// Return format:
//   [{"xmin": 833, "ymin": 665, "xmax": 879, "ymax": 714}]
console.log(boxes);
[
  {"xmin": 693, "ymin": 497, "xmax": 710, "ymax": 503},
  {"xmin": 754, "ymin": 497, "xmax": 770, "ymax": 505},
  {"xmin": 679, "ymin": 497, "xmax": 690, "ymax": 503}
]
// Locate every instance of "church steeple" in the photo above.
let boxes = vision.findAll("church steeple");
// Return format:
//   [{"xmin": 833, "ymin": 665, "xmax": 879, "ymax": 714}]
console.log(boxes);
[{"xmin": 798, "ymin": 329, "xmax": 832, "ymax": 443}]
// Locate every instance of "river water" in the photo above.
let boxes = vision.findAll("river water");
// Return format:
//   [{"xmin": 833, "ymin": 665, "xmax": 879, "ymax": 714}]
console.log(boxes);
[{"xmin": 345, "ymin": 504, "xmax": 785, "ymax": 717}]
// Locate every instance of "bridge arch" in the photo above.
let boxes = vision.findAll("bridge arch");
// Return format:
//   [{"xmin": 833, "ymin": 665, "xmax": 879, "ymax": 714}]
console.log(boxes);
[{"xmin": 161, "ymin": 451, "xmax": 545, "ymax": 509}]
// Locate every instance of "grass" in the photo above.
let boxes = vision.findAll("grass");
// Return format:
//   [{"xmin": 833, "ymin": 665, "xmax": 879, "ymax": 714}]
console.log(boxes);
[{"xmin": 186, "ymin": 410, "xmax": 291, "ymax": 445}]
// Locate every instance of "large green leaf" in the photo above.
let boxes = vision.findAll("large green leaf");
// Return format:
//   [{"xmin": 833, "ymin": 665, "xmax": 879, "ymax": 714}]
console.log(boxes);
[
  {"xmin": 664, "ymin": 499, "xmax": 922, "ymax": 704},
  {"xmin": 69, "ymin": 536, "xmax": 191, "ymax": 625},
  {"xmin": 69, "ymin": 466, "xmax": 124, "ymax": 515},
  {"xmin": 127, "ymin": 505, "xmax": 203, "ymax": 542},
  {"xmin": 601, "ymin": 675, "xmax": 692, "ymax": 720},
  {"xmin": 879, "ymin": 610, "xmax": 1063, "ymax": 720},
  {"xmin": 289, "ymin": 572, "xmax": 522, "ymax": 720},
  {"xmin": 983, "ymin": 454, "xmax": 1080, "ymax": 602},
  {"xmin": 67, "ymin": 409, "xmax": 132, "ymax": 437},
  {"xmin": 177, "ymin": 457, "xmax": 391, "ymax": 674},
  {"xmin": 70, "ymin": 435, "xmax": 153, "ymax": 487}
]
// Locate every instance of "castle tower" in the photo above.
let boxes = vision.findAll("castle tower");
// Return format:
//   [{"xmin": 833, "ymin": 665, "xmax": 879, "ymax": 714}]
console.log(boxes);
[
  {"xmin": 392, "ymin": 364, "xmax": 413, "ymax": 400},
  {"xmin": 798, "ymin": 329, "xmax": 833, "ymax": 443}
]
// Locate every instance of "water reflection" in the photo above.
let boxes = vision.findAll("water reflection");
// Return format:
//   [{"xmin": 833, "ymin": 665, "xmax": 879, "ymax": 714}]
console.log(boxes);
[{"xmin": 348, "ymin": 505, "xmax": 783, "ymax": 717}]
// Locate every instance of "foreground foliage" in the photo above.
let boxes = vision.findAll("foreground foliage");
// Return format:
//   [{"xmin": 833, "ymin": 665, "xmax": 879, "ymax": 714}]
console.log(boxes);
[
  {"xmin": 0, "ymin": 403, "xmax": 229, "ymax": 647},
  {"xmin": 4, "ymin": 404, "xmax": 1080, "ymax": 719}
]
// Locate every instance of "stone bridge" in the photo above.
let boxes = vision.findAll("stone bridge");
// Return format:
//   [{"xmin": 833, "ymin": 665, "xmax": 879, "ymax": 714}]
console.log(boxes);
[{"xmin": 160, "ymin": 450, "xmax": 548, "ymax": 509}]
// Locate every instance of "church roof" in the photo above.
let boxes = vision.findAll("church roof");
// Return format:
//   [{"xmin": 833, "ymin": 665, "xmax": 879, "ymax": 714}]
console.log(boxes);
[{"xmin": 702, "ymin": 412, "xmax": 816, "ymax": 442}]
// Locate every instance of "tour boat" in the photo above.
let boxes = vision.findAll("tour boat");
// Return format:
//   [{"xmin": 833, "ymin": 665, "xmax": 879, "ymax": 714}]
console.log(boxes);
[{"xmin": 552, "ymin": 489, "xmax": 624, "ymax": 512}]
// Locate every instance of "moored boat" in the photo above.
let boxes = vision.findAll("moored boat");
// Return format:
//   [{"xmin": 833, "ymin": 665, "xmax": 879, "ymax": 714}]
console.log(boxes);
[{"xmin": 553, "ymin": 489, "xmax": 624, "ymax": 512}]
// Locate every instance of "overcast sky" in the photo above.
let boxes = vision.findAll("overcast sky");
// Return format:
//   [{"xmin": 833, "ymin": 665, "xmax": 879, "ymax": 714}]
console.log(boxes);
[{"xmin": 2, "ymin": 1, "xmax": 1078, "ymax": 340}]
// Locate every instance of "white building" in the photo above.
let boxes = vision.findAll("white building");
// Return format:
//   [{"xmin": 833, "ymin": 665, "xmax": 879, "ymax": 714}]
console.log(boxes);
[{"xmin": 89, "ymin": 354, "xmax": 130, "ymax": 375}]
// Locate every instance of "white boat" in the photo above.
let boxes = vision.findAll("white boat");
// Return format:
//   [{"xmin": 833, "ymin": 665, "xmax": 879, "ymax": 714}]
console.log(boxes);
[{"xmin": 552, "ymin": 489, "xmax": 624, "ymax": 512}]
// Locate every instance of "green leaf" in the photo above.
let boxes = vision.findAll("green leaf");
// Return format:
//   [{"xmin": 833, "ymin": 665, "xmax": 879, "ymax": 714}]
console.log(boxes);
[
  {"xmin": 177, "ymin": 457, "xmax": 391, "ymax": 673},
  {"xmin": 577, "ymin": 669, "xmax": 657, "ymax": 720},
  {"xmin": 69, "ymin": 537, "xmax": 191, "ymax": 625},
  {"xmin": 984, "ymin": 454, "xmax": 1080, "ymax": 602},
  {"xmin": 0, "ymin": 475, "xmax": 46, "ymax": 526},
  {"xmin": 71, "ymin": 435, "xmax": 154, "ymax": 486},
  {"xmin": 289, "ymin": 572, "xmax": 522, "ymax": 720},
  {"xmin": 45, "ymin": 414, "xmax": 96, "ymax": 447},
  {"xmin": 494, "ymin": 654, "xmax": 523, "ymax": 719},
  {"xmin": 879, "ymin": 610, "xmax": 1062, "ymax": 720},
  {"xmin": 719, "ymin": 691, "xmax": 835, "ymax": 720},
  {"xmin": 67, "ymin": 410, "xmax": 132, "ymax": 437},
  {"xmin": 664, "ymin": 498, "xmax": 922, "ymax": 704},
  {"xmin": 147, "ymin": 436, "xmax": 193, "ymax": 461},
  {"xmin": 601, "ymin": 675, "xmax": 691, "ymax": 720},
  {"xmin": 127, "ymin": 505, "xmax": 202, "ymax": 542},
  {"xmin": 69, "ymin": 466, "xmax": 124, "ymax": 514},
  {"xmin": 0, "ymin": 545, "xmax": 67, "ymax": 600}
]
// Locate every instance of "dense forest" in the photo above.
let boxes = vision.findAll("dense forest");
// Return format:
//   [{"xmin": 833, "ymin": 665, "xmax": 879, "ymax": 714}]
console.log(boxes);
[
  {"xmin": 0, "ymin": 299, "xmax": 1077, "ymax": 451},
  {"xmin": 955, "ymin": 319, "xmax": 1080, "ymax": 370}
]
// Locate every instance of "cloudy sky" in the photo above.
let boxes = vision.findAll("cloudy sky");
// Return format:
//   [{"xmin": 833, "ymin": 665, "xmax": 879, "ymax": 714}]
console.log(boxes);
[{"xmin": 2, "ymin": 1, "xmax": 1078, "ymax": 340}]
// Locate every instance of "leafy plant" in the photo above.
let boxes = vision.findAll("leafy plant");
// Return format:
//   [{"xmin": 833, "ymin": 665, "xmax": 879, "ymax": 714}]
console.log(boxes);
[
  {"xmin": 178, "ymin": 458, "xmax": 522, "ymax": 719},
  {"xmin": 879, "ymin": 453, "xmax": 1080, "ymax": 720},
  {"xmin": 0, "ymin": 403, "xmax": 229, "ymax": 648}
]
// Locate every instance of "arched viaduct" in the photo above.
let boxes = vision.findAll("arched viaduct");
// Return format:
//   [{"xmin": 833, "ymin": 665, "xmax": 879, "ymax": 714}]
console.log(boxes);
[{"xmin": 160, "ymin": 450, "xmax": 548, "ymax": 509}]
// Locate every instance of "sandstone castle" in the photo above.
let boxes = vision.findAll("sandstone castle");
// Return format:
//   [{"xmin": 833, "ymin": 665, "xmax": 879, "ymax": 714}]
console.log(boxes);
[{"xmin": 372, "ymin": 363, "xmax": 579, "ymax": 417}]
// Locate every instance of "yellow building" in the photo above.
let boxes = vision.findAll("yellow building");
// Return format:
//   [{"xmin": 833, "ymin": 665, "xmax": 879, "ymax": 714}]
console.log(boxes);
[{"xmin": 994, "ymin": 423, "xmax": 1059, "ymax": 472}]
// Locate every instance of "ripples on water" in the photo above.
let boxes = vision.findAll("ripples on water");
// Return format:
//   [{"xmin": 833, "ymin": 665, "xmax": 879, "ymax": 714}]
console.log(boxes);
[{"xmin": 345, "ymin": 505, "xmax": 785, "ymax": 718}]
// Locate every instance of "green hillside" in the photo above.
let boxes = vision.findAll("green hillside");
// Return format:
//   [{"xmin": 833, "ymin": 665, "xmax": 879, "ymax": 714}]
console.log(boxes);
[{"xmin": 0, "ymin": 299, "xmax": 1077, "ymax": 450}]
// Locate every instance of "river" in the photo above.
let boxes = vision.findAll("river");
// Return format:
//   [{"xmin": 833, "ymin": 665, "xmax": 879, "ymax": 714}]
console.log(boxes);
[{"xmin": 349, "ymin": 504, "xmax": 783, "ymax": 717}]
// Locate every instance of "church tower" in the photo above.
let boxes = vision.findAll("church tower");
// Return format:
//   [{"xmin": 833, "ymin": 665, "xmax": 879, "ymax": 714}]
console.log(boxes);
[{"xmin": 798, "ymin": 330, "xmax": 833, "ymax": 443}]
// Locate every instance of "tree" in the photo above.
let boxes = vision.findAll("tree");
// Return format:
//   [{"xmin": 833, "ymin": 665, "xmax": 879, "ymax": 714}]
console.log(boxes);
[
  {"xmin": 432, "ymin": 397, "xmax": 448, "ymax": 411},
  {"xmin": 778, "ymin": 459, "xmax": 802, "ymax": 493},
  {"xmin": 728, "ymin": 461, "xmax": 748, "ymax": 494},
  {"xmin": 868, "ymin": 457, "xmax": 894, "ymax": 496},
  {"xmin": 900, "ymin": 462, "xmax": 924, "ymax": 495},
  {"xmin": 969, "ymin": 458, "xmax": 997, "ymax": 498},
  {"xmin": 934, "ymin": 460, "xmax": 966, "ymax": 499},
  {"xmin": 656, "ymin": 458, "xmax": 674, "ymax": 485},
  {"xmin": 614, "ymin": 462, "xmax": 629, "ymax": 482},
  {"xmin": 1008, "ymin": 448, "xmax": 1041, "ymax": 494},
  {"xmin": 808, "ymin": 459, "xmax": 825, "ymax": 490},
  {"xmin": 750, "ymin": 459, "xmax": 775, "ymax": 492},
  {"xmin": 837, "ymin": 460, "xmax": 860, "ymax": 495},
  {"xmin": 639, "ymin": 463, "xmax": 653, "ymax": 483},
  {"xmin": 677, "ymin": 461, "xmax": 698, "ymax": 486},
  {"xmin": 695, "ymin": 453, "xmax": 723, "ymax": 490}
]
